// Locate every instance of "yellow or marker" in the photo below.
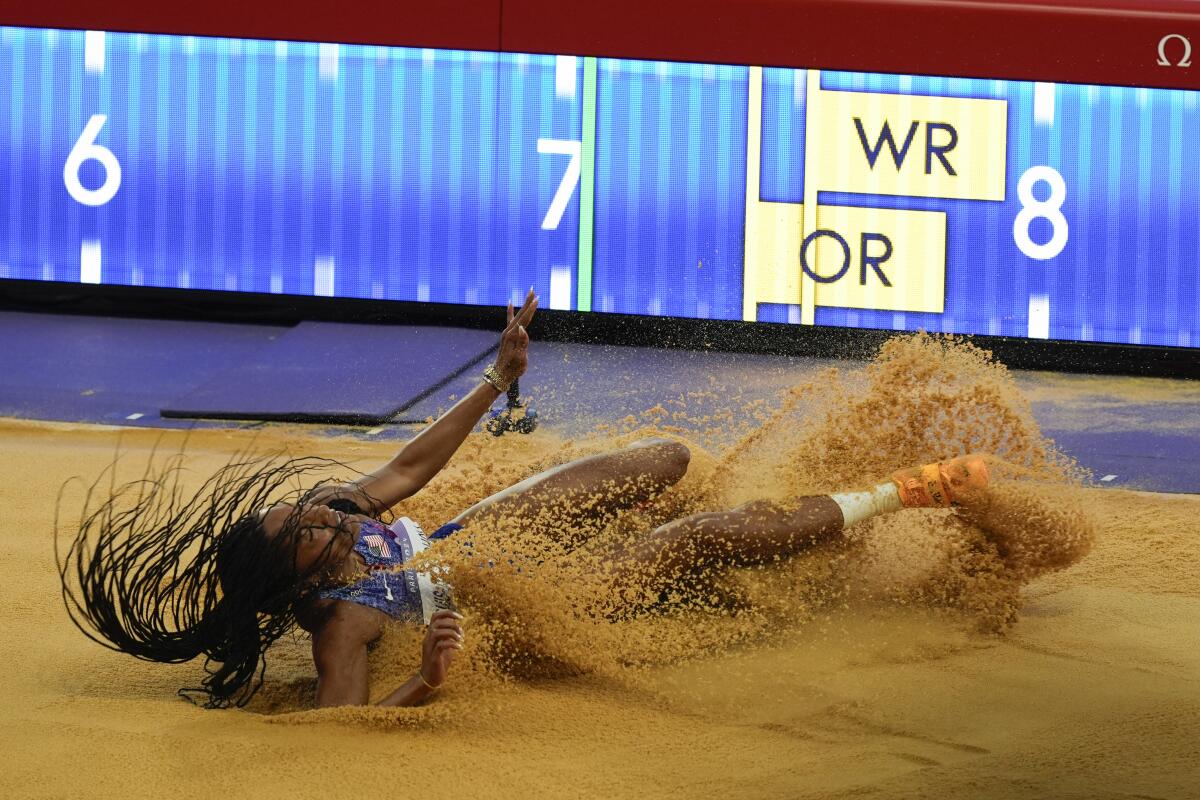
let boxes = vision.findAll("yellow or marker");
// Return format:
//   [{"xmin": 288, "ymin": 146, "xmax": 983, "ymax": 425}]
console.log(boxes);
[{"xmin": 748, "ymin": 202, "xmax": 946, "ymax": 314}]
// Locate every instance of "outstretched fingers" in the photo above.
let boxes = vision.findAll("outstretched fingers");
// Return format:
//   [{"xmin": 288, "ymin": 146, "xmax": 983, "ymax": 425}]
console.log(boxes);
[{"xmin": 505, "ymin": 287, "xmax": 537, "ymax": 334}]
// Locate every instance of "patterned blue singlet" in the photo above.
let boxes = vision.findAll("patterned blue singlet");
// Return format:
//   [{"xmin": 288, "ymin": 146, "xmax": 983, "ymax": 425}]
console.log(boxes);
[{"xmin": 316, "ymin": 516, "xmax": 461, "ymax": 624}]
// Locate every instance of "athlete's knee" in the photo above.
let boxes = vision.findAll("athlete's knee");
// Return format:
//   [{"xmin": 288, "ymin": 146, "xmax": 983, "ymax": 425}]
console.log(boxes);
[{"xmin": 634, "ymin": 437, "xmax": 690, "ymax": 482}]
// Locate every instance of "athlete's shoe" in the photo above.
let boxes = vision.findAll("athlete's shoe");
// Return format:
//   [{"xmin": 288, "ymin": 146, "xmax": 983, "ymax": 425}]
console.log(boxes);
[{"xmin": 892, "ymin": 454, "xmax": 990, "ymax": 508}]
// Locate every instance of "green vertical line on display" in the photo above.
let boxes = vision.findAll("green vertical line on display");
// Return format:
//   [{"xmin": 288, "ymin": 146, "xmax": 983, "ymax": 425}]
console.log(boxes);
[{"xmin": 576, "ymin": 56, "xmax": 597, "ymax": 312}]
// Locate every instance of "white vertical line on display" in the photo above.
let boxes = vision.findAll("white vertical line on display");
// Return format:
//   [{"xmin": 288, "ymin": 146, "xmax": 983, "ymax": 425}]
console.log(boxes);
[
  {"xmin": 550, "ymin": 266, "xmax": 572, "ymax": 310},
  {"xmin": 275, "ymin": 40, "xmax": 287, "ymax": 60},
  {"xmin": 183, "ymin": 36, "xmax": 196, "ymax": 55},
  {"xmin": 417, "ymin": 281, "xmax": 430, "ymax": 302},
  {"xmin": 80, "ymin": 240, "xmax": 102, "ymax": 284},
  {"xmin": 41, "ymin": 263, "xmax": 53, "ymax": 281},
  {"xmin": 319, "ymin": 43, "xmax": 339, "ymax": 82},
  {"xmin": 1034, "ymin": 82, "xmax": 1055, "ymax": 341},
  {"xmin": 1034, "ymin": 82, "xmax": 1055, "ymax": 126},
  {"xmin": 84, "ymin": 31, "xmax": 105, "ymax": 74},
  {"xmin": 314, "ymin": 256, "xmax": 335, "ymax": 297},
  {"xmin": 1028, "ymin": 293, "xmax": 1049, "ymax": 339},
  {"xmin": 555, "ymin": 55, "xmax": 577, "ymax": 99}
]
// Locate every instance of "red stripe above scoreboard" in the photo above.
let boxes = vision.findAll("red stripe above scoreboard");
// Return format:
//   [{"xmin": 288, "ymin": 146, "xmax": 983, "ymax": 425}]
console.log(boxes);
[
  {"xmin": 0, "ymin": 0, "xmax": 503, "ymax": 53},
  {"xmin": 3, "ymin": 0, "xmax": 1199, "ymax": 90}
]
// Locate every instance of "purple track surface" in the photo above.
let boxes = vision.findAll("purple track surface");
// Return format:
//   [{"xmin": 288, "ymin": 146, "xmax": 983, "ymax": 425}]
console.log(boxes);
[
  {"xmin": 0, "ymin": 311, "xmax": 280, "ymax": 428},
  {"xmin": 1, "ymin": 311, "xmax": 1197, "ymax": 493},
  {"xmin": 159, "ymin": 321, "xmax": 497, "ymax": 424}
]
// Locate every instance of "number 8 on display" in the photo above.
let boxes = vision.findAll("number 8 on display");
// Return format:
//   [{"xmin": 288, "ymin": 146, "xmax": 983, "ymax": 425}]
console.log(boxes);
[
  {"xmin": 1013, "ymin": 165, "xmax": 1068, "ymax": 260},
  {"xmin": 64, "ymin": 114, "xmax": 122, "ymax": 207}
]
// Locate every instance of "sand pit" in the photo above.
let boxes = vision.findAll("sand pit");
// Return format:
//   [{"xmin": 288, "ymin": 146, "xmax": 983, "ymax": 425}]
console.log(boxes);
[{"xmin": 3, "ymin": 337, "xmax": 1198, "ymax": 799}]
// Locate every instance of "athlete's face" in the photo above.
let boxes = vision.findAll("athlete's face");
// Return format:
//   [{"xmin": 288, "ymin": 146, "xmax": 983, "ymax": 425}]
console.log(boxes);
[{"xmin": 258, "ymin": 502, "xmax": 357, "ymax": 576}]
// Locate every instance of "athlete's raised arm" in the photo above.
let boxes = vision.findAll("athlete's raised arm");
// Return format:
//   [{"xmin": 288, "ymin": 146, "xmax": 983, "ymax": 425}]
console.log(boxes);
[{"xmin": 310, "ymin": 288, "xmax": 538, "ymax": 514}]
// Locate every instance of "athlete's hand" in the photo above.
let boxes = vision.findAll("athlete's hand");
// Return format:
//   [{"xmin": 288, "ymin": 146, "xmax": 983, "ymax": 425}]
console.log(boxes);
[
  {"xmin": 420, "ymin": 609, "xmax": 464, "ymax": 689},
  {"xmin": 494, "ymin": 288, "xmax": 538, "ymax": 385}
]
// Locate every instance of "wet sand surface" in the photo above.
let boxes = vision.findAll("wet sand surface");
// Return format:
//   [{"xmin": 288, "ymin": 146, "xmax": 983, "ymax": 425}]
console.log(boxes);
[{"xmin": 3, "ymin": 337, "xmax": 1198, "ymax": 799}]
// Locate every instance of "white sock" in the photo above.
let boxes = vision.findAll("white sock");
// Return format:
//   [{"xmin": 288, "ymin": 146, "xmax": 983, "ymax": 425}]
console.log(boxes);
[{"xmin": 829, "ymin": 482, "xmax": 903, "ymax": 528}]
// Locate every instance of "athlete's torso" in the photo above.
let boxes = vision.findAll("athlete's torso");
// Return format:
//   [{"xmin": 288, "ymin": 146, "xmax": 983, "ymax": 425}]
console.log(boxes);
[{"xmin": 314, "ymin": 516, "xmax": 440, "ymax": 624}]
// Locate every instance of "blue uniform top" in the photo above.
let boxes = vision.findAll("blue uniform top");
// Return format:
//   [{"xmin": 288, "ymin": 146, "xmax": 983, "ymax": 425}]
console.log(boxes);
[{"xmin": 315, "ymin": 515, "xmax": 461, "ymax": 623}]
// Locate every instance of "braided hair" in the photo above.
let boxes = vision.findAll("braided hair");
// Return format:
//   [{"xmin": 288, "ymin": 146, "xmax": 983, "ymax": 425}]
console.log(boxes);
[{"xmin": 56, "ymin": 453, "xmax": 363, "ymax": 708}]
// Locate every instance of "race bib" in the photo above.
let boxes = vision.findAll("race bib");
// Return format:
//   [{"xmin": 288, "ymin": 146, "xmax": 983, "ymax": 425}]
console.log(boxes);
[{"xmin": 388, "ymin": 517, "xmax": 455, "ymax": 624}]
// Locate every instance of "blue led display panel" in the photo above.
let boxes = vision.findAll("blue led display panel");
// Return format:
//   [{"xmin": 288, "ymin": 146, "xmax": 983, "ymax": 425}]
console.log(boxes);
[{"xmin": 1, "ymin": 27, "xmax": 1196, "ymax": 347}]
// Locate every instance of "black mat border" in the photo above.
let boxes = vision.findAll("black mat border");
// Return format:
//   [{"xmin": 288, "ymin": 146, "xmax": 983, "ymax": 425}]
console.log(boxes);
[{"xmin": 4, "ymin": 279, "xmax": 1197, "ymax": 380}]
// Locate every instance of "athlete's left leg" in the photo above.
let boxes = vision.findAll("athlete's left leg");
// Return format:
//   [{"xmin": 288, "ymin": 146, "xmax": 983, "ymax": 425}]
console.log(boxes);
[{"xmin": 449, "ymin": 437, "xmax": 690, "ymax": 539}]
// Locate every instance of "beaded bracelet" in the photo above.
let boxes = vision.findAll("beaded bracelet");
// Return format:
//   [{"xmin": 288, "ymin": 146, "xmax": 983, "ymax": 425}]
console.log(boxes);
[{"xmin": 482, "ymin": 364, "xmax": 510, "ymax": 393}]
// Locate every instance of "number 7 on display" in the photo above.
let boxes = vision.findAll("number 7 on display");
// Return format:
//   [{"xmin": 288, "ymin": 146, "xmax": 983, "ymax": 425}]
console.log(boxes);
[{"xmin": 537, "ymin": 138, "xmax": 582, "ymax": 231}]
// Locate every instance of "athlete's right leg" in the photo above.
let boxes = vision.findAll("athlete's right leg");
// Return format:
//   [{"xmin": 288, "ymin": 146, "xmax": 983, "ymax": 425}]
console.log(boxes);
[{"xmin": 622, "ymin": 454, "xmax": 991, "ymax": 582}]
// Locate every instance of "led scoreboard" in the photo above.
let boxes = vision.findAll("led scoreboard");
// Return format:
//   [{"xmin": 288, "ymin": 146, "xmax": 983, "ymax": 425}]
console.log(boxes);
[{"xmin": 2, "ymin": 0, "xmax": 1199, "ymax": 350}]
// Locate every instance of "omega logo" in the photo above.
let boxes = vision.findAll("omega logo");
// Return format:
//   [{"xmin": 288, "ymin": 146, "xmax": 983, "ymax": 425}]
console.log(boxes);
[{"xmin": 1157, "ymin": 33, "xmax": 1193, "ymax": 67}]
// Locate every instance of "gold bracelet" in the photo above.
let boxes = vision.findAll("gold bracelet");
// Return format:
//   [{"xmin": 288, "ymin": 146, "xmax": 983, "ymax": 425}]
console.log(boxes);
[
  {"xmin": 482, "ymin": 364, "xmax": 510, "ymax": 393},
  {"xmin": 417, "ymin": 669, "xmax": 441, "ymax": 691}
]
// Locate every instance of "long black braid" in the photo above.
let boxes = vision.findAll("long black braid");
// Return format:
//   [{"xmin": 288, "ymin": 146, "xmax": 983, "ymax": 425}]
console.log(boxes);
[{"xmin": 56, "ymin": 452, "xmax": 371, "ymax": 708}]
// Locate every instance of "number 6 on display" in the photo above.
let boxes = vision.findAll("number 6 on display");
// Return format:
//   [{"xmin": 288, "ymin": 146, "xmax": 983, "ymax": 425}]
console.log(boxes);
[
  {"xmin": 537, "ymin": 138, "xmax": 581, "ymax": 230},
  {"xmin": 64, "ymin": 114, "xmax": 122, "ymax": 207}
]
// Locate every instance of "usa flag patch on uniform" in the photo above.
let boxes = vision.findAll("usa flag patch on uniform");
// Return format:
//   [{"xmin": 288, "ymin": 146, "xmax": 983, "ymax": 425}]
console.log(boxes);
[{"xmin": 363, "ymin": 534, "xmax": 391, "ymax": 559}]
